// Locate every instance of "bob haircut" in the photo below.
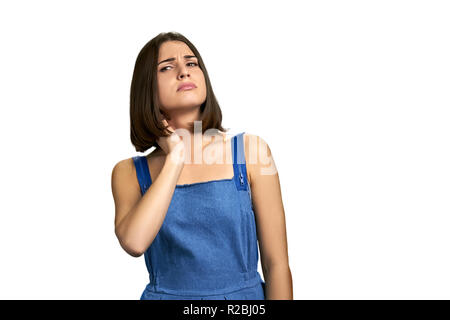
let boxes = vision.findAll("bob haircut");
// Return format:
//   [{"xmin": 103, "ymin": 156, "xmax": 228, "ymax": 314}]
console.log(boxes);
[{"xmin": 130, "ymin": 31, "xmax": 228, "ymax": 153}]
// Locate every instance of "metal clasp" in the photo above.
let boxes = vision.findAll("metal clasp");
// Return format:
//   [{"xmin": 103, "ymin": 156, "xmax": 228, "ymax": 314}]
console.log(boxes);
[{"xmin": 239, "ymin": 172, "xmax": 244, "ymax": 185}]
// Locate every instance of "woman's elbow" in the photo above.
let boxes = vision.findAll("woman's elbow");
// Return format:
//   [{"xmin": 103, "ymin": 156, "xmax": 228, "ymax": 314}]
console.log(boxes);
[{"xmin": 115, "ymin": 229, "xmax": 145, "ymax": 258}]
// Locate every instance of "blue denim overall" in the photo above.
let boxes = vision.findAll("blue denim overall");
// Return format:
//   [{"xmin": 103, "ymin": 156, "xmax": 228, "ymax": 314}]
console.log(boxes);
[{"xmin": 132, "ymin": 132, "xmax": 266, "ymax": 300}]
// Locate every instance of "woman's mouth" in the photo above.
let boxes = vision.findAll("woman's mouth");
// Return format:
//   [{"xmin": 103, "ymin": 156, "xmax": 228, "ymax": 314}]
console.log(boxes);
[{"xmin": 177, "ymin": 82, "xmax": 197, "ymax": 91}]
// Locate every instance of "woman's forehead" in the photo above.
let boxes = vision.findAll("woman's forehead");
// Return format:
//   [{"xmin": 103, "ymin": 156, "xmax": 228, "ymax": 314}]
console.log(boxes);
[{"xmin": 159, "ymin": 40, "xmax": 193, "ymax": 57}]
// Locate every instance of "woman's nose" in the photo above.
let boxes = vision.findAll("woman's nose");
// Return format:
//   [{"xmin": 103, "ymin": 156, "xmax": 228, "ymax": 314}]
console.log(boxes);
[{"xmin": 178, "ymin": 66, "xmax": 190, "ymax": 79}]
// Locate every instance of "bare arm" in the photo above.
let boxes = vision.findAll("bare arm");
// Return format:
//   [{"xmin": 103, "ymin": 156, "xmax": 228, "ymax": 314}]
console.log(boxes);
[
  {"xmin": 245, "ymin": 133, "xmax": 293, "ymax": 300},
  {"xmin": 111, "ymin": 156, "xmax": 184, "ymax": 257},
  {"xmin": 112, "ymin": 120, "xmax": 185, "ymax": 257}
]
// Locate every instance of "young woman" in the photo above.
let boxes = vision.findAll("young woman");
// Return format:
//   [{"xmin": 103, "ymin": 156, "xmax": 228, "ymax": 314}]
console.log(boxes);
[{"xmin": 111, "ymin": 32, "xmax": 292, "ymax": 300}]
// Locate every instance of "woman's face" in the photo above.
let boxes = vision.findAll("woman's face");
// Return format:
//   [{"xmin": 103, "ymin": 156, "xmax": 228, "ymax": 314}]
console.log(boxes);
[{"xmin": 157, "ymin": 40, "xmax": 207, "ymax": 115}]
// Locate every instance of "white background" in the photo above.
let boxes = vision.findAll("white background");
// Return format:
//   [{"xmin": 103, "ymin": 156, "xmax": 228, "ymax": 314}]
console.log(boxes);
[{"xmin": 0, "ymin": 0, "xmax": 449, "ymax": 299}]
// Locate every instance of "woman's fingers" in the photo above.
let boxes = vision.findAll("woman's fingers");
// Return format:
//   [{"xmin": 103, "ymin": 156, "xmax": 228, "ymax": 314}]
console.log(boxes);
[{"xmin": 161, "ymin": 118, "xmax": 175, "ymax": 134}]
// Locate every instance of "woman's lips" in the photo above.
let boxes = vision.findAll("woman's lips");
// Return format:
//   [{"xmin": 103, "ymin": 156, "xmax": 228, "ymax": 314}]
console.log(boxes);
[{"xmin": 177, "ymin": 83, "xmax": 197, "ymax": 91}]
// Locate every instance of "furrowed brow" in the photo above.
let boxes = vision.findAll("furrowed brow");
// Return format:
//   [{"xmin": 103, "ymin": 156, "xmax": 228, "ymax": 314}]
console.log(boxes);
[{"xmin": 158, "ymin": 55, "xmax": 197, "ymax": 65}]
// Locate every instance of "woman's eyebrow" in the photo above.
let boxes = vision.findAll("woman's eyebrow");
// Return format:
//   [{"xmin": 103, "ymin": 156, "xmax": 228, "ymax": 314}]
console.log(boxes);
[{"xmin": 158, "ymin": 55, "xmax": 197, "ymax": 65}]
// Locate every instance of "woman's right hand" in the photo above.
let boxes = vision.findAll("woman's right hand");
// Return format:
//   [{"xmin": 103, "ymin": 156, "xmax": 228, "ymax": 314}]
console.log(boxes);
[{"xmin": 156, "ymin": 119, "xmax": 185, "ymax": 165}]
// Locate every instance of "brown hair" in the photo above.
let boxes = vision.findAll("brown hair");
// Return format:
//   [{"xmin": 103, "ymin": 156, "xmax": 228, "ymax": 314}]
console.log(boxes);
[{"xmin": 130, "ymin": 31, "xmax": 228, "ymax": 153}]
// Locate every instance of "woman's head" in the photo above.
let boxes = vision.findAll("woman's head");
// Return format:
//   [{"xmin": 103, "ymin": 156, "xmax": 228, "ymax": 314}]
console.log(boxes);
[
  {"xmin": 130, "ymin": 31, "xmax": 227, "ymax": 152},
  {"xmin": 157, "ymin": 40, "xmax": 206, "ymax": 118}
]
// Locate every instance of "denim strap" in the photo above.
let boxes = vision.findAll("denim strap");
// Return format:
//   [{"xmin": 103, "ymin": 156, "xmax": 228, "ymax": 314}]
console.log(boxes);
[
  {"xmin": 132, "ymin": 156, "xmax": 152, "ymax": 195},
  {"xmin": 231, "ymin": 132, "xmax": 249, "ymax": 191}
]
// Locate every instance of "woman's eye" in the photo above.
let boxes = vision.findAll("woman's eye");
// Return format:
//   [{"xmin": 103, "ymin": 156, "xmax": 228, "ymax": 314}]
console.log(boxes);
[{"xmin": 160, "ymin": 62, "xmax": 198, "ymax": 72}]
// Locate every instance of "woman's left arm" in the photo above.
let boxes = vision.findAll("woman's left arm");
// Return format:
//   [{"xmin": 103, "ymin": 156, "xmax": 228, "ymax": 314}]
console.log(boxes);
[{"xmin": 244, "ymin": 134, "xmax": 293, "ymax": 300}]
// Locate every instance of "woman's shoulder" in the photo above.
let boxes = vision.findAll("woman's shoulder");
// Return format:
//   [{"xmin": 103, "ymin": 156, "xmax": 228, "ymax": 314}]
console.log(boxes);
[
  {"xmin": 226, "ymin": 131, "xmax": 267, "ymax": 152},
  {"xmin": 112, "ymin": 150, "xmax": 156, "ymax": 176},
  {"xmin": 221, "ymin": 130, "xmax": 259, "ymax": 143},
  {"xmin": 111, "ymin": 157, "xmax": 141, "ymax": 195},
  {"xmin": 240, "ymin": 131, "xmax": 273, "ymax": 174}
]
